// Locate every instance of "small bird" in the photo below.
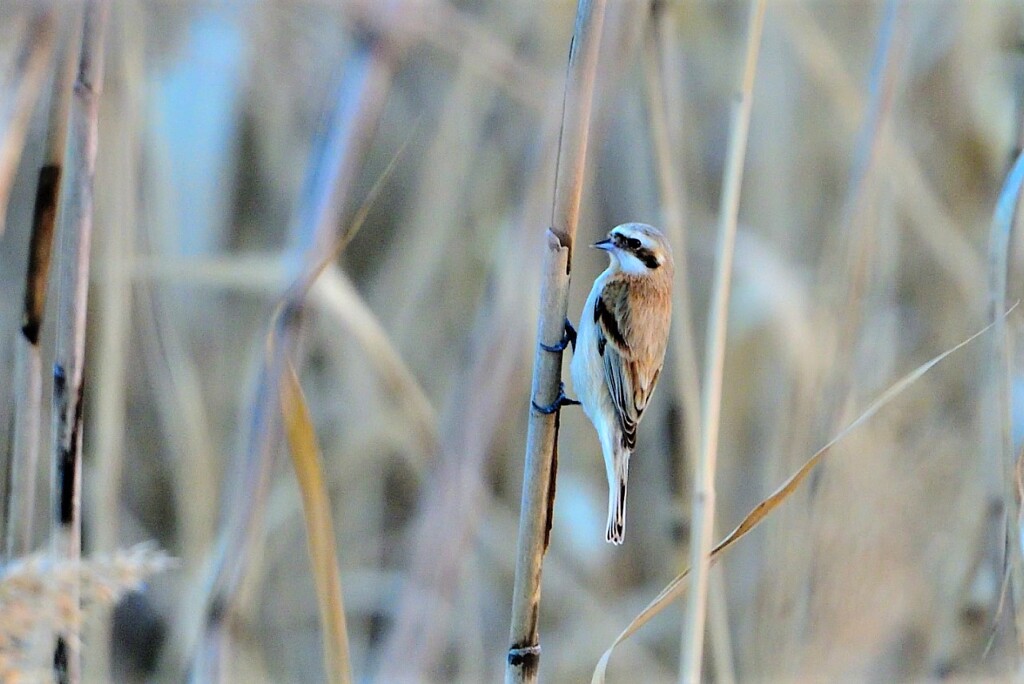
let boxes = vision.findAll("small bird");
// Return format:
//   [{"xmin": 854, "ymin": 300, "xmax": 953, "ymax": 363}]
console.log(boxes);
[{"xmin": 570, "ymin": 223, "xmax": 673, "ymax": 544}]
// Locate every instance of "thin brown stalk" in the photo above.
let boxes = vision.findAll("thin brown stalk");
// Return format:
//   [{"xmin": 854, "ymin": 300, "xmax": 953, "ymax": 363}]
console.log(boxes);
[
  {"xmin": 5, "ymin": 22, "xmax": 77, "ymax": 560},
  {"xmin": 680, "ymin": 2, "xmax": 765, "ymax": 682},
  {"xmin": 48, "ymin": 1, "xmax": 111, "ymax": 682},
  {"xmin": 0, "ymin": 9, "xmax": 56, "ymax": 236},
  {"xmin": 505, "ymin": 1, "xmax": 607, "ymax": 682}
]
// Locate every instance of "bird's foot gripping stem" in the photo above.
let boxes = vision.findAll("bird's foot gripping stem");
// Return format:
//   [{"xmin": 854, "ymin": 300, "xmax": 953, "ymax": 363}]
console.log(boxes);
[
  {"xmin": 532, "ymin": 381, "xmax": 581, "ymax": 414},
  {"xmin": 539, "ymin": 317, "xmax": 577, "ymax": 353}
]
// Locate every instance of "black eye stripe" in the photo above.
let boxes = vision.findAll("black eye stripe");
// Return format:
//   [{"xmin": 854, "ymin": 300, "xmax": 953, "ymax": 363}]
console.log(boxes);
[
  {"xmin": 609, "ymin": 231, "xmax": 661, "ymax": 268},
  {"xmin": 612, "ymin": 233, "xmax": 642, "ymax": 248},
  {"xmin": 634, "ymin": 247, "xmax": 660, "ymax": 269}
]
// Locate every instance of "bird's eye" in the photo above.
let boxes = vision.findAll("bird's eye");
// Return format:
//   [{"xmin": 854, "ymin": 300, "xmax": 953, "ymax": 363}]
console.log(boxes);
[{"xmin": 626, "ymin": 237, "xmax": 641, "ymax": 250}]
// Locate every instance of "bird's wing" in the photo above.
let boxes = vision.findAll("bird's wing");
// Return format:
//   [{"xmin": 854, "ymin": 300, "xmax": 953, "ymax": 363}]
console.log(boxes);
[{"xmin": 594, "ymin": 280, "xmax": 663, "ymax": 450}]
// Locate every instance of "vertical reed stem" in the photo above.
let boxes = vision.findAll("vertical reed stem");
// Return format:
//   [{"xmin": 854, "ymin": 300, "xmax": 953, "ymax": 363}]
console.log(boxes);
[
  {"xmin": 49, "ymin": 2, "xmax": 110, "ymax": 682},
  {"xmin": 680, "ymin": 2, "xmax": 765, "ymax": 682},
  {"xmin": 505, "ymin": 1, "xmax": 606, "ymax": 682},
  {"xmin": 5, "ymin": 25, "xmax": 76, "ymax": 560},
  {"xmin": 641, "ymin": 11, "xmax": 736, "ymax": 684}
]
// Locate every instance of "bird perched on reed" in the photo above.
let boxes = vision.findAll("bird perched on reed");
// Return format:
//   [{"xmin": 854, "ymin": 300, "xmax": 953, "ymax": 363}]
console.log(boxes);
[{"xmin": 569, "ymin": 223, "xmax": 673, "ymax": 544}]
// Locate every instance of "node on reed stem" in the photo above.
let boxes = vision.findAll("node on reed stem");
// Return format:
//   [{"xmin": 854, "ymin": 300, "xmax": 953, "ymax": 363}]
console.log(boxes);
[{"xmin": 506, "ymin": 1, "xmax": 606, "ymax": 682}]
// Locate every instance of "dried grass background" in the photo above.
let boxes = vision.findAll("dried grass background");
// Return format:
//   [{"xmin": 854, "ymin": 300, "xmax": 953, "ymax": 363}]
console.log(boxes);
[{"xmin": 2, "ymin": 1, "xmax": 1024, "ymax": 681}]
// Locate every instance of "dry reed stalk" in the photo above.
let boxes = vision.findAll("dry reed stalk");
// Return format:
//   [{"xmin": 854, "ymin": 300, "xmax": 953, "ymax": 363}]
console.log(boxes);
[
  {"xmin": 483, "ymin": 503, "xmax": 675, "ymax": 678},
  {"xmin": 680, "ymin": 2, "xmax": 765, "ymax": 682},
  {"xmin": 376, "ymin": 233, "xmax": 538, "ymax": 679},
  {"xmin": 91, "ymin": 0, "xmax": 144, "ymax": 558},
  {"xmin": 48, "ymin": 2, "xmax": 110, "ymax": 681},
  {"xmin": 641, "ymin": 11, "xmax": 736, "ymax": 684},
  {"xmin": 506, "ymin": 1, "xmax": 606, "ymax": 682},
  {"xmin": 84, "ymin": 10, "xmax": 146, "ymax": 679},
  {"xmin": 5, "ymin": 22, "xmax": 77, "ymax": 561},
  {"xmin": 194, "ymin": 39, "xmax": 393, "ymax": 682},
  {"xmin": 987, "ymin": 149, "xmax": 1024, "ymax": 650},
  {"xmin": 0, "ymin": 9, "xmax": 55, "ymax": 237},
  {"xmin": 373, "ymin": 6, "xmax": 553, "ymax": 677}
]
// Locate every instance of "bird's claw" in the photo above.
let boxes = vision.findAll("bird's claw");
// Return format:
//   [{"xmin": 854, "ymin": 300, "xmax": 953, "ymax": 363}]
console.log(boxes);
[
  {"xmin": 539, "ymin": 317, "xmax": 577, "ymax": 353},
  {"xmin": 532, "ymin": 381, "xmax": 581, "ymax": 414}
]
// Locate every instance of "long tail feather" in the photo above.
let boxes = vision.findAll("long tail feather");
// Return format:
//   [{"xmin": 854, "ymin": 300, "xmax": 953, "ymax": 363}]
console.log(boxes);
[{"xmin": 605, "ymin": 451, "xmax": 629, "ymax": 544}]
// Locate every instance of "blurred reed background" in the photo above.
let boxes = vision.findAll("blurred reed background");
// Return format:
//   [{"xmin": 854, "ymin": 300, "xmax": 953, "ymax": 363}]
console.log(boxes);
[{"xmin": 2, "ymin": 0, "xmax": 1024, "ymax": 681}]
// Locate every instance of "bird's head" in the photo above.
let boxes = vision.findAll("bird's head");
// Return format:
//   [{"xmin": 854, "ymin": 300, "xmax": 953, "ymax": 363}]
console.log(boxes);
[{"xmin": 592, "ymin": 223, "xmax": 673, "ymax": 276}]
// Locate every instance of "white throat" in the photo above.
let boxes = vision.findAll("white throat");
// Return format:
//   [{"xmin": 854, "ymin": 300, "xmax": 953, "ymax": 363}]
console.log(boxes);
[{"xmin": 611, "ymin": 250, "xmax": 649, "ymax": 276}]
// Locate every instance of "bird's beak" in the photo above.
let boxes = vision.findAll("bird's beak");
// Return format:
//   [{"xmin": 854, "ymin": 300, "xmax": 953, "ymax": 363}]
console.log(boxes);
[{"xmin": 592, "ymin": 238, "xmax": 613, "ymax": 251}]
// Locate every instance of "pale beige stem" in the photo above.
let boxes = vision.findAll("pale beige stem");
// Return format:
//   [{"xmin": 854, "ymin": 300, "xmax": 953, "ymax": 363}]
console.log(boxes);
[
  {"xmin": 641, "ymin": 13, "xmax": 737, "ymax": 684},
  {"xmin": 506, "ymin": 1, "xmax": 607, "ymax": 682},
  {"xmin": 680, "ymin": 2, "xmax": 765, "ymax": 682}
]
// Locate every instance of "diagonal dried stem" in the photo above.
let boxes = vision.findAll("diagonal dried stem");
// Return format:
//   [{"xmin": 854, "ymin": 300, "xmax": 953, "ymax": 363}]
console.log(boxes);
[
  {"xmin": 594, "ymin": 314, "xmax": 1005, "ymax": 683},
  {"xmin": 506, "ymin": 1, "xmax": 607, "ymax": 682}
]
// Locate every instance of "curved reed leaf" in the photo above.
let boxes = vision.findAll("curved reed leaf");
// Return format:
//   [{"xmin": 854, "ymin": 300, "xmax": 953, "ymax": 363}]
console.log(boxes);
[{"xmin": 593, "ymin": 314, "xmax": 1009, "ymax": 683}]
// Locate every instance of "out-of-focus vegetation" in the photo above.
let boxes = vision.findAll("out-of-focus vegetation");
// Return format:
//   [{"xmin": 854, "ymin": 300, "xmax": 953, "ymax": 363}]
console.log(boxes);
[{"xmin": 2, "ymin": 1, "xmax": 1024, "ymax": 681}]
